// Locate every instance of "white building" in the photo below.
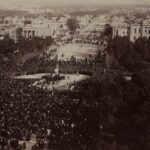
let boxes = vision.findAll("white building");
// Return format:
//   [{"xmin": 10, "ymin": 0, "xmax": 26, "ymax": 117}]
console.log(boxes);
[
  {"xmin": 130, "ymin": 23, "xmax": 141, "ymax": 42},
  {"xmin": 112, "ymin": 23, "xmax": 129, "ymax": 38},
  {"xmin": 22, "ymin": 27, "xmax": 53, "ymax": 39},
  {"xmin": 112, "ymin": 19, "xmax": 150, "ymax": 42}
]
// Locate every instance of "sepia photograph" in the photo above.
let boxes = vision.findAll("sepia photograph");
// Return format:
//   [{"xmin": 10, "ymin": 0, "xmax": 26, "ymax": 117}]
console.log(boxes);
[{"xmin": 0, "ymin": 0, "xmax": 150, "ymax": 150}]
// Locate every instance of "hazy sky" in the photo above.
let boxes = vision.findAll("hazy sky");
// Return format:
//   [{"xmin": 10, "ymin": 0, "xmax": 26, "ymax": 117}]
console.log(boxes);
[{"xmin": 0, "ymin": 0, "xmax": 150, "ymax": 8}]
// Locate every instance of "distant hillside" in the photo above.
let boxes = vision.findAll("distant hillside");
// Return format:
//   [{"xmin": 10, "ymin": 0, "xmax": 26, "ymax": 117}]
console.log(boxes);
[
  {"xmin": 70, "ymin": 9, "xmax": 110, "ymax": 17},
  {"xmin": 0, "ymin": 9, "xmax": 30, "ymax": 17}
]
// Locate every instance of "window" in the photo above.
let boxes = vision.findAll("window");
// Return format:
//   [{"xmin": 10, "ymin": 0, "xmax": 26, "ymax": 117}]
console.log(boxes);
[
  {"xmin": 127, "ymin": 31, "xmax": 129, "ymax": 35},
  {"xmin": 32, "ymin": 31, "xmax": 35, "ymax": 37},
  {"xmin": 116, "ymin": 30, "xmax": 118, "ymax": 36},
  {"xmin": 134, "ymin": 28, "xmax": 137, "ymax": 34}
]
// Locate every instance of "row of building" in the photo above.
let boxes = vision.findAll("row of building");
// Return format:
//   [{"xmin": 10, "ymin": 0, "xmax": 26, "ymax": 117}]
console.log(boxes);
[
  {"xmin": 112, "ymin": 18, "xmax": 150, "ymax": 42},
  {"xmin": 1, "ymin": 14, "xmax": 150, "ymax": 43},
  {"xmin": 0, "ymin": 15, "xmax": 93, "ymax": 42},
  {"xmin": 0, "ymin": 16, "xmax": 69, "ymax": 42}
]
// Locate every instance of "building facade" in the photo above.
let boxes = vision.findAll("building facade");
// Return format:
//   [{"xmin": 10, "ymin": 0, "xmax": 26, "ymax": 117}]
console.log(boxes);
[
  {"xmin": 22, "ymin": 27, "xmax": 53, "ymax": 39},
  {"xmin": 112, "ymin": 23, "xmax": 130, "ymax": 39},
  {"xmin": 112, "ymin": 19, "xmax": 150, "ymax": 42}
]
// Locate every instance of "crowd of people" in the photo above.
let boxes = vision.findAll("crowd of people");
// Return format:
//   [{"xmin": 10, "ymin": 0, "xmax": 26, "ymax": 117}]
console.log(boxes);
[
  {"xmin": 0, "ymin": 50, "xmax": 117, "ymax": 150},
  {"xmin": 16, "ymin": 51, "xmax": 97, "ymax": 76},
  {"xmin": 0, "ymin": 72, "xmax": 105, "ymax": 150}
]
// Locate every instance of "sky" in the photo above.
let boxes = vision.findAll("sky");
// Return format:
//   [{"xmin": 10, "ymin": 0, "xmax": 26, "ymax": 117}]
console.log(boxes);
[{"xmin": 0, "ymin": 0, "xmax": 150, "ymax": 8}]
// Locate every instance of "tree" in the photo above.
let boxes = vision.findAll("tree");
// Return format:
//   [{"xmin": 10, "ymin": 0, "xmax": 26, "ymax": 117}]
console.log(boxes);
[
  {"xmin": 104, "ymin": 24, "xmax": 113, "ymax": 38},
  {"xmin": 0, "ymin": 35, "xmax": 16, "ymax": 54},
  {"xmin": 16, "ymin": 28, "xmax": 23, "ymax": 39},
  {"xmin": 106, "ymin": 37, "xmax": 142, "ymax": 70},
  {"xmin": 66, "ymin": 18, "xmax": 79, "ymax": 35},
  {"xmin": 134, "ymin": 37, "xmax": 150, "ymax": 62},
  {"xmin": 24, "ymin": 20, "xmax": 32, "ymax": 25}
]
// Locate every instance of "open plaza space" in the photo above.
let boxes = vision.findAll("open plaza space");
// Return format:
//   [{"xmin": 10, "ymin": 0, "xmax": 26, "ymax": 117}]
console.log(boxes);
[{"xmin": 58, "ymin": 43, "xmax": 98, "ymax": 60}]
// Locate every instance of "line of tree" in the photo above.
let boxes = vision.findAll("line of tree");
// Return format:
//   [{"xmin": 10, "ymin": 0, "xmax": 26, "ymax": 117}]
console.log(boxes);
[
  {"xmin": 134, "ymin": 37, "xmax": 150, "ymax": 62},
  {"xmin": 0, "ymin": 36, "xmax": 54, "ymax": 55},
  {"xmin": 106, "ymin": 36, "xmax": 150, "ymax": 71}
]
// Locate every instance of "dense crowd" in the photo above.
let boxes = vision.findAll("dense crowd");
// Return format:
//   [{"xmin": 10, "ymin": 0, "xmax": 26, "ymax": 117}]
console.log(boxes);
[
  {"xmin": 17, "ymin": 51, "xmax": 96, "ymax": 76},
  {"xmin": 0, "ymin": 73, "xmax": 103, "ymax": 150}
]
